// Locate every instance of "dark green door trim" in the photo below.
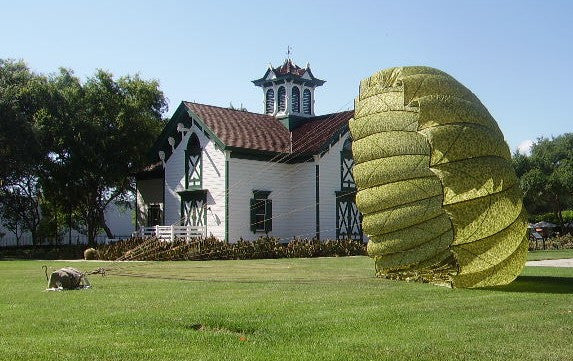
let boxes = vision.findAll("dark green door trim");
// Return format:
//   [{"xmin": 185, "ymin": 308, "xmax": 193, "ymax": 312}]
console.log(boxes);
[
  {"xmin": 315, "ymin": 164, "xmax": 320, "ymax": 240},
  {"xmin": 225, "ymin": 159, "xmax": 229, "ymax": 243},
  {"xmin": 162, "ymin": 174, "xmax": 165, "ymax": 225}
]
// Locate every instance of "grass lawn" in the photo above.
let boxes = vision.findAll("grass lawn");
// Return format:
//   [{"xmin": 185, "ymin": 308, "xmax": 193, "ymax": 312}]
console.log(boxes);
[
  {"xmin": 0, "ymin": 257, "xmax": 572, "ymax": 361},
  {"xmin": 527, "ymin": 249, "xmax": 573, "ymax": 261}
]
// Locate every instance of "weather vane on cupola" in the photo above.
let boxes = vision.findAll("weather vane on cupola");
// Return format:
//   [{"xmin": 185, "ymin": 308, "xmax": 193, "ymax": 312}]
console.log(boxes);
[{"xmin": 287, "ymin": 45, "xmax": 292, "ymax": 59}]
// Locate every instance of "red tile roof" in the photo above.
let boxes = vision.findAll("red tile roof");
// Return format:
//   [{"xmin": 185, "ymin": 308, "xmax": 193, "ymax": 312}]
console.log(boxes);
[
  {"xmin": 275, "ymin": 59, "xmax": 306, "ymax": 77},
  {"xmin": 292, "ymin": 110, "xmax": 354, "ymax": 154},
  {"xmin": 184, "ymin": 102, "xmax": 291, "ymax": 153},
  {"xmin": 183, "ymin": 102, "xmax": 353, "ymax": 155},
  {"xmin": 252, "ymin": 59, "xmax": 325, "ymax": 87}
]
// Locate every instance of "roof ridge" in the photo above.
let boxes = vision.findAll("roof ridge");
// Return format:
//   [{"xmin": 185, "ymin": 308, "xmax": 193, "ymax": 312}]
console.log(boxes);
[
  {"xmin": 183, "ymin": 101, "xmax": 274, "ymax": 118},
  {"xmin": 155, "ymin": 101, "xmax": 354, "ymax": 160},
  {"xmin": 184, "ymin": 101, "xmax": 353, "ymax": 120}
]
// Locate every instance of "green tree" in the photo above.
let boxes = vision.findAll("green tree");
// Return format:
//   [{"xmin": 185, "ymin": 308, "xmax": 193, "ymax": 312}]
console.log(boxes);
[
  {"xmin": 0, "ymin": 59, "xmax": 49, "ymax": 244},
  {"xmin": 38, "ymin": 69, "xmax": 167, "ymax": 245},
  {"xmin": 514, "ymin": 133, "xmax": 573, "ymax": 229}
]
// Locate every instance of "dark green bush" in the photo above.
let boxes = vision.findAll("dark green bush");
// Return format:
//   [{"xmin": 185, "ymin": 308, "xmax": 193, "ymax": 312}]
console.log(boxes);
[
  {"xmin": 84, "ymin": 248, "xmax": 99, "ymax": 260},
  {"xmin": 0, "ymin": 245, "xmax": 87, "ymax": 260},
  {"xmin": 95, "ymin": 236, "xmax": 366, "ymax": 261}
]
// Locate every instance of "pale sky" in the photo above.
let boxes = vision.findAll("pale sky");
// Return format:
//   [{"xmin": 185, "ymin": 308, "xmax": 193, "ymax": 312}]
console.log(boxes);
[{"xmin": 1, "ymin": 0, "xmax": 572, "ymax": 152}]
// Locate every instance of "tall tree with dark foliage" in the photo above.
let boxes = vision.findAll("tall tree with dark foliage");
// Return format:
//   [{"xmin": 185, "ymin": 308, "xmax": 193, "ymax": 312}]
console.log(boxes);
[
  {"xmin": 38, "ymin": 69, "xmax": 167, "ymax": 245},
  {"xmin": 514, "ymin": 133, "xmax": 573, "ymax": 230},
  {"xmin": 0, "ymin": 59, "xmax": 167, "ymax": 245}
]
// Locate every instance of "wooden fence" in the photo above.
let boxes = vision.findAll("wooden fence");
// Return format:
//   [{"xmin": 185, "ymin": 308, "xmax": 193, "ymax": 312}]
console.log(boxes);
[{"xmin": 138, "ymin": 225, "xmax": 206, "ymax": 242}]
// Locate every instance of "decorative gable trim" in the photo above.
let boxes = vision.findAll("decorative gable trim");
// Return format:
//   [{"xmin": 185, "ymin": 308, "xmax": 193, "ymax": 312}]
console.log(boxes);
[
  {"xmin": 184, "ymin": 108, "xmax": 226, "ymax": 149},
  {"xmin": 150, "ymin": 102, "xmax": 226, "ymax": 164},
  {"xmin": 317, "ymin": 125, "xmax": 350, "ymax": 159}
]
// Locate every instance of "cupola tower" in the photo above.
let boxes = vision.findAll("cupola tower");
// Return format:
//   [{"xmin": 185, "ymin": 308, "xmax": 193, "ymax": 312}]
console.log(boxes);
[{"xmin": 252, "ymin": 58, "xmax": 325, "ymax": 118}]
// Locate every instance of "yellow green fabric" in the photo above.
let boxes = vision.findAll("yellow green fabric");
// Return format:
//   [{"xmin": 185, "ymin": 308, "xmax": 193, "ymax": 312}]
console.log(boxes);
[
  {"xmin": 352, "ymin": 155, "xmax": 434, "ymax": 190},
  {"xmin": 367, "ymin": 214, "xmax": 452, "ymax": 253},
  {"xmin": 350, "ymin": 66, "xmax": 528, "ymax": 288}
]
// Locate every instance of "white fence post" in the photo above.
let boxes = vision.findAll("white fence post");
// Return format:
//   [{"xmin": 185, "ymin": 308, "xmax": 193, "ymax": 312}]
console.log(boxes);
[{"xmin": 136, "ymin": 225, "xmax": 210, "ymax": 242}]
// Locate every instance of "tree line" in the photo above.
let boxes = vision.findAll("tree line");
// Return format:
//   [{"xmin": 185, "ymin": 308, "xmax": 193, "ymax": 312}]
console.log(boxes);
[
  {"xmin": 1, "ymin": 58, "xmax": 571, "ymax": 246},
  {"xmin": 513, "ymin": 133, "xmax": 573, "ymax": 231},
  {"xmin": 0, "ymin": 59, "xmax": 167, "ymax": 245}
]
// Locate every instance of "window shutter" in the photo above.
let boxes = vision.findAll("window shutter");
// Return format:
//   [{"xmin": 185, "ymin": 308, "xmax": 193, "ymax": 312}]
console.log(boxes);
[
  {"xmin": 291, "ymin": 87, "xmax": 300, "ymax": 113},
  {"xmin": 264, "ymin": 199, "xmax": 272, "ymax": 233},
  {"xmin": 278, "ymin": 86, "xmax": 286, "ymax": 112},
  {"xmin": 265, "ymin": 88, "xmax": 274, "ymax": 114},
  {"xmin": 303, "ymin": 89, "xmax": 311, "ymax": 114},
  {"xmin": 250, "ymin": 198, "xmax": 257, "ymax": 232}
]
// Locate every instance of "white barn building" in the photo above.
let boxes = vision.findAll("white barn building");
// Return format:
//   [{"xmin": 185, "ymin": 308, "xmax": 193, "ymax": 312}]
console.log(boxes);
[{"xmin": 136, "ymin": 59, "xmax": 363, "ymax": 242}]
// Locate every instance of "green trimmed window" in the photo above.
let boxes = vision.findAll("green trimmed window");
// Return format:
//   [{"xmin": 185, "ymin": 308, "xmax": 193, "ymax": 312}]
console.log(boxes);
[
  {"xmin": 250, "ymin": 190, "xmax": 272, "ymax": 233},
  {"xmin": 336, "ymin": 137, "xmax": 362, "ymax": 241},
  {"xmin": 340, "ymin": 137, "xmax": 356, "ymax": 190},
  {"xmin": 185, "ymin": 133, "xmax": 202, "ymax": 189},
  {"xmin": 336, "ymin": 191, "xmax": 363, "ymax": 241},
  {"xmin": 180, "ymin": 190, "xmax": 207, "ymax": 227}
]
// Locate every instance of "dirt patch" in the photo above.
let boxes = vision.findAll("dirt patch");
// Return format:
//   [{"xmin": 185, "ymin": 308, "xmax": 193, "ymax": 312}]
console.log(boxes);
[{"xmin": 187, "ymin": 323, "xmax": 250, "ymax": 341}]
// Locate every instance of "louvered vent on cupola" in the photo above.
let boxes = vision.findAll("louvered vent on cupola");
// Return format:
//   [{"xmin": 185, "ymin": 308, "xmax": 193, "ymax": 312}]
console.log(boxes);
[
  {"xmin": 265, "ymin": 88, "xmax": 274, "ymax": 114},
  {"xmin": 303, "ymin": 88, "xmax": 311, "ymax": 115},
  {"xmin": 277, "ymin": 86, "xmax": 286, "ymax": 112},
  {"xmin": 291, "ymin": 87, "xmax": 300, "ymax": 113}
]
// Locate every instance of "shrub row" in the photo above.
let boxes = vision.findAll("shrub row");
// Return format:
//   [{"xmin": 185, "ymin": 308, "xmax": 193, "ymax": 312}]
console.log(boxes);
[
  {"xmin": 529, "ymin": 234, "xmax": 573, "ymax": 251},
  {"xmin": 95, "ymin": 236, "xmax": 367, "ymax": 261},
  {"xmin": 0, "ymin": 245, "xmax": 87, "ymax": 260}
]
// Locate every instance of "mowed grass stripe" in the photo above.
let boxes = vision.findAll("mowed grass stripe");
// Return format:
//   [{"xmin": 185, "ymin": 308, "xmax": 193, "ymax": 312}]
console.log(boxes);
[{"xmin": 0, "ymin": 255, "xmax": 571, "ymax": 361}]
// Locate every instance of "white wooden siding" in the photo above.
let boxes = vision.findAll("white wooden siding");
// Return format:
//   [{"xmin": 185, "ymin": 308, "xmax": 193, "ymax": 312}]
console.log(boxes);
[
  {"xmin": 163, "ymin": 122, "xmax": 226, "ymax": 239},
  {"xmin": 287, "ymin": 162, "xmax": 316, "ymax": 239},
  {"xmin": 318, "ymin": 133, "xmax": 349, "ymax": 240},
  {"xmin": 202, "ymin": 137, "xmax": 226, "ymax": 239},
  {"xmin": 226, "ymin": 134, "xmax": 354, "ymax": 242},
  {"xmin": 227, "ymin": 158, "xmax": 297, "ymax": 241},
  {"xmin": 160, "ymin": 125, "xmax": 357, "ymax": 242}
]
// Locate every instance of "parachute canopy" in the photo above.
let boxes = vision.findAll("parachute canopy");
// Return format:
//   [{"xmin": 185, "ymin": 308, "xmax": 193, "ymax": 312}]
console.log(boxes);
[{"xmin": 350, "ymin": 66, "xmax": 528, "ymax": 288}]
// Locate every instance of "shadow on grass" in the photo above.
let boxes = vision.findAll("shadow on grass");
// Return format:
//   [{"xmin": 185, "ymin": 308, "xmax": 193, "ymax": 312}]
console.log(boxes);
[{"xmin": 484, "ymin": 276, "xmax": 573, "ymax": 294}]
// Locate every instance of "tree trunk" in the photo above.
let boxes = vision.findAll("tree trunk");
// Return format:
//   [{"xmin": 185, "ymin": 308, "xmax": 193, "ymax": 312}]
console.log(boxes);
[
  {"xmin": 100, "ymin": 211, "xmax": 114, "ymax": 239},
  {"xmin": 15, "ymin": 227, "xmax": 21, "ymax": 247},
  {"xmin": 68, "ymin": 210, "xmax": 73, "ymax": 246},
  {"xmin": 31, "ymin": 229, "xmax": 39, "ymax": 246},
  {"xmin": 86, "ymin": 207, "xmax": 98, "ymax": 247},
  {"xmin": 555, "ymin": 196, "xmax": 565, "ymax": 235},
  {"xmin": 87, "ymin": 222, "xmax": 95, "ymax": 247}
]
